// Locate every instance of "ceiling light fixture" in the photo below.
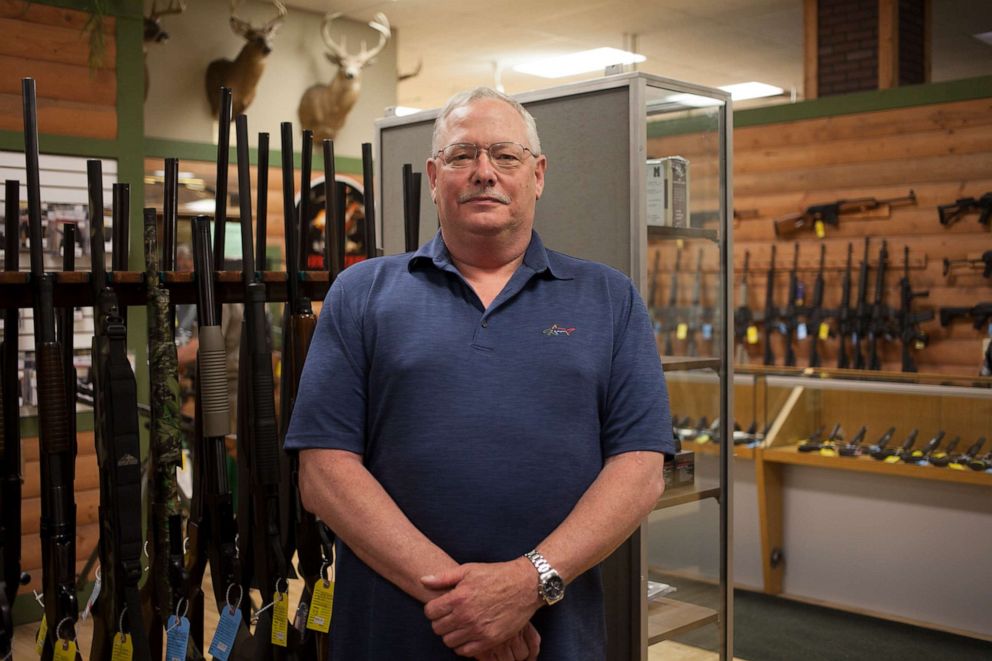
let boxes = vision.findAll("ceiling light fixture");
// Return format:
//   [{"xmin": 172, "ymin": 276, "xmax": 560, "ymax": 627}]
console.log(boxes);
[
  {"xmin": 974, "ymin": 31, "xmax": 992, "ymax": 46},
  {"xmin": 513, "ymin": 47, "xmax": 646, "ymax": 78},
  {"xmin": 667, "ymin": 81, "xmax": 785, "ymax": 107},
  {"xmin": 393, "ymin": 106, "xmax": 423, "ymax": 117}
]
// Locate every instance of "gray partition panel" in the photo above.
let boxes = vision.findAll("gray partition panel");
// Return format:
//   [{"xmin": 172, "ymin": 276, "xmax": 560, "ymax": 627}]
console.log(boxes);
[{"xmin": 379, "ymin": 86, "xmax": 633, "ymax": 275}]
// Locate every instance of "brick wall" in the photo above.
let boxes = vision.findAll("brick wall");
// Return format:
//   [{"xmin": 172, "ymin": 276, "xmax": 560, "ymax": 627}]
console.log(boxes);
[{"xmin": 817, "ymin": 0, "xmax": 879, "ymax": 96}]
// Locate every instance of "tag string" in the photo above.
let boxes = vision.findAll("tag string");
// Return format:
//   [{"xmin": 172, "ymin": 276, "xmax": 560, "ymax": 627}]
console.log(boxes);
[
  {"xmin": 55, "ymin": 616, "xmax": 75, "ymax": 642},
  {"xmin": 118, "ymin": 605, "xmax": 128, "ymax": 639},
  {"xmin": 225, "ymin": 583, "xmax": 243, "ymax": 613}
]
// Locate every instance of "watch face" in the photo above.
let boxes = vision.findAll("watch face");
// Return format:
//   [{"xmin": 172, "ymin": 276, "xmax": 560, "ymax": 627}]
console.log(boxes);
[{"xmin": 542, "ymin": 574, "xmax": 565, "ymax": 603}]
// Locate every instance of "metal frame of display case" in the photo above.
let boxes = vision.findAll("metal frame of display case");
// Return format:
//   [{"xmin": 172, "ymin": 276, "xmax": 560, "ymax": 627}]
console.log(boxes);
[{"xmin": 374, "ymin": 72, "xmax": 733, "ymax": 660}]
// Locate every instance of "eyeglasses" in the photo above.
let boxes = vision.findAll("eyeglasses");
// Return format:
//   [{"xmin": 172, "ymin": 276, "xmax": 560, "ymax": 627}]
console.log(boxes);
[{"xmin": 434, "ymin": 142, "xmax": 537, "ymax": 170}]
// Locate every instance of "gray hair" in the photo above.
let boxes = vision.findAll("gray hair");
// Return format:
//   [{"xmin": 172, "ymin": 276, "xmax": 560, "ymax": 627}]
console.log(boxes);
[{"xmin": 431, "ymin": 87, "xmax": 541, "ymax": 157}]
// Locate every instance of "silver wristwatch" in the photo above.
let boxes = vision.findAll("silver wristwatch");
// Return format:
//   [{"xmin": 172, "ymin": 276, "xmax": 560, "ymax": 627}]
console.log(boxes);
[{"xmin": 524, "ymin": 550, "xmax": 565, "ymax": 606}]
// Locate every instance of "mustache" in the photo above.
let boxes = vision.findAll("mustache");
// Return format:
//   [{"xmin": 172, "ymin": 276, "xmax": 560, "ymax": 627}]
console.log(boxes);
[{"xmin": 458, "ymin": 189, "xmax": 510, "ymax": 204}]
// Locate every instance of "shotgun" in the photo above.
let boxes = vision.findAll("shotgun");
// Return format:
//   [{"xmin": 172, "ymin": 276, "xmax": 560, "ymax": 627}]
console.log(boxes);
[
  {"xmin": 323, "ymin": 139, "xmax": 344, "ymax": 277},
  {"xmin": 256, "ymin": 132, "xmax": 269, "ymax": 272},
  {"xmin": 233, "ymin": 113, "xmax": 286, "ymax": 654},
  {"xmin": 361, "ymin": 142, "xmax": 377, "ymax": 259},
  {"xmin": 23, "ymin": 76, "xmax": 81, "ymax": 660}
]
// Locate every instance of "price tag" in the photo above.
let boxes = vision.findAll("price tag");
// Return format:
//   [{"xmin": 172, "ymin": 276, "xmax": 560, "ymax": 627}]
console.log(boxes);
[
  {"xmin": 35, "ymin": 615, "xmax": 48, "ymax": 655},
  {"xmin": 818, "ymin": 322, "xmax": 830, "ymax": 340},
  {"xmin": 814, "ymin": 220, "xmax": 826, "ymax": 238},
  {"xmin": 53, "ymin": 640, "xmax": 78, "ymax": 661},
  {"xmin": 165, "ymin": 615, "xmax": 190, "ymax": 661},
  {"xmin": 884, "ymin": 455, "xmax": 902, "ymax": 464},
  {"xmin": 746, "ymin": 325, "xmax": 759, "ymax": 345},
  {"xmin": 209, "ymin": 605, "xmax": 242, "ymax": 660},
  {"xmin": 948, "ymin": 462, "xmax": 965, "ymax": 471},
  {"xmin": 306, "ymin": 580, "xmax": 334, "ymax": 633},
  {"xmin": 702, "ymin": 323, "xmax": 713, "ymax": 340},
  {"xmin": 796, "ymin": 323, "xmax": 808, "ymax": 340},
  {"xmin": 819, "ymin": 447, "xmax": 837, "ymax": 457},
  {"xmin": 676, "ymin": 323, "xmax": 688, "ymax": 340},
  {"xmin": 112, "ymin": 633, "xmax": 133, "ymax": 661},
  {"xmin": 272, "ymin": 590, "xmax": 289, "ymax": 647}
]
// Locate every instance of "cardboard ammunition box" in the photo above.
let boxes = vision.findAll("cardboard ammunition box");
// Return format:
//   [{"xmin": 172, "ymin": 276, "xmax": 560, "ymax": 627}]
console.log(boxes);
[
  {"xmin": 646, "ymin": 156, "xmax": 690, "ymax": 227},
  {"xmin": 663, "ymin": 450, "xmax": 695, "ymax": 489}
]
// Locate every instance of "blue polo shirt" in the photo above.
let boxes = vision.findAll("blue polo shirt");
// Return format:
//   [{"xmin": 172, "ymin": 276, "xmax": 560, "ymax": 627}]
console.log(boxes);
[{"xmin": 286, "ymin": 230, "xmax": 674, "ymax": 660}]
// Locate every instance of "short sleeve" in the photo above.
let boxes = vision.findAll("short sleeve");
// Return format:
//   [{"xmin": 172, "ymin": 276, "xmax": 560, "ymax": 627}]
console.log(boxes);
[
  {"xmin": 284, "ymin": 279, "xmax": 369, "ymax": 454},
  {"xmin": 600, "ymin": 280, "xmax": 676, "ymax": 458}
]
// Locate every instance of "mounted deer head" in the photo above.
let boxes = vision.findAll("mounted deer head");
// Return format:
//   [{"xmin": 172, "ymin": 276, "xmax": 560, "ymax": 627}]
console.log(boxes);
[
  {"xmin": 205, "ymin": 0, "xmax": 287, "ymax": 119},
  {"xmin": 298, "ymin": 12, "xmax": 390, "ymax": 142},
  {"xmin": 143, "ymin": 0, "xmax": 186, "ymax": 99}
]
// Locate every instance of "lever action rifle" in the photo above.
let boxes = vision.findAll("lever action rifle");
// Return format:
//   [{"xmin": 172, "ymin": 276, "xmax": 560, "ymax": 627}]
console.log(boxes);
[
  {"xmin": 141, "ymin": 192, "xmax": 186, "ymax": 658},
  {"xmin": 896, "ymin": 246, "xmax": 933, "ymax": 372},
  {"xmin": 763, "ymin": 245, "xmax": 777, "ymax": 365},
  {"xmin": 23, "ymin": 77, "xmax": 81, "ymax": 660},
  {"xmin": 807, "ymin": 244, "xmax": 829, "ymax": 368},
  {"xmin": 937, "ymin": 192, "xmax": 992, "ymax": 227},
  {"xmin": 1, "ymin": 179, "xmax": 27, "ymax": 660},
  {"xmin": 866, "ymin": 240, "xmax": 890, "ymax": 371},
  {"xmin": 88, "ymin": 180, "xmax": 150, "ymax": 658},
  {"xmin": 773, "ymin": 190, "xmax": 916, "ymax": 238},
  {"xmin": 836, "ymin": 243, "xmax": 854, "ymax": 369},
  {"xmin": 781, "ymin": 243, "xmax": 801, "ymax": 367},
  {"xmin": 234, "ymin": 113, "xmax": 286, "ymax": 654}
]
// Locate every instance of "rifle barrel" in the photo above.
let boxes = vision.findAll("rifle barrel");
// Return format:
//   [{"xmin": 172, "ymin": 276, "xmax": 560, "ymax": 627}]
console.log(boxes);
[
  {"xmin": 362, "ymin": 142, "xmax": 377, "ymax": 259},
  {"xmin": 214, "ymin": 87, "xmax": 232, "ymax": 270}
]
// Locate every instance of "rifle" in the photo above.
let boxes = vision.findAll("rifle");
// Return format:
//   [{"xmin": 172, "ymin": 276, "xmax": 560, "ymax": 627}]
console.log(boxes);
[
  {"xmin": 773, "ymin": 190, "xmax": 916, "ymax": 238},
  {"xmin": 938, "ymin": 302, "xmax": 992, "ymax": 330},
  {"xmin": 942, "ymin": 251, "xmax": 992, "ymax": 279},
  {"xmin": 142, "ymin": 188, "xmax": 186, "ymax": 658},
  {"xmin": 87, "ymin": 180, "xmax": 150, "ymax": 658},
  {"xmin": 361, "ymin": 142, "xmax": 378, "ymax": 259},
  {"xmin": 937, "ymin": 192, "xmax": 992, "ymax": 226},
  {"xmin": 23, "ymin": 77, "xmax": 81, "ymax": 659},
  {"xmin": 866, "ymin": 240, "xmax": 889, "ymax": 371},
  {"xmin": 836, "ymin": 243, "xmax": 854, "ymax": 369},
  {"xmin": 257, "ymin": 132, "xmax": 269, "ymax": 272},
  {"xmin": 186, "ymin": 215, "xmax": 239, "ymax": 652},
  {"xmin": 403, "ymin": 163, "xmax": 422, "ymax": 252},
  {"xmin": 323, "ymin": 139, "xmax": 344, "ymax": 276},
  {"xmin": 214, "ymin": 86, "xmax": 233, "ymax": 272},
  {"xmin": 807, "ymin": 244, "xmax": 828, "ymax": 368},
  {"xmin": 733, "ymin": 251, "xmax": 756, "ymax": 351},
  {"xmin": 234, "ymin": 113, "xmax": 286, "ymax": 653},
  {"xmin": 1, "ymin": 179, "xmax": 27, "ymax": 660},
  {"xmin": 686, "ymin": 248, "xmax": 706, "ymax": 357},
  {"xmin": 897, "ymin": 246, "xmax": 933, "ymax": 372},
  {"xmin": 762, "ymin": 245, "xmax": 777, "ymax": 366},
  {"xmin": 852, "ymin": 238, "xmax": 871, "ymax": 369},
  {"xmin": 781, "ymin": 243, "xmax": 801, "ymax": 367},
  {"xmin": 663, "ymin": 245, "xmax": 682, "ymax": 355}
]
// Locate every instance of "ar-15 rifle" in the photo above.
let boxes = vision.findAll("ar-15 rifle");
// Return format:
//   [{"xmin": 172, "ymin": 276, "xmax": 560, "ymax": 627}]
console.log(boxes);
[
  {"xmin": 186, "ymin": 214, "xmax": 239, "ymax": 652},
  {"xmin": 774, "ymin": 190, "xmax": 916, "ymax": 239},
  {"xmin": 836, "ymin": 243, "xmax": 854, "ymax": 369},
  {"xmin": 807, "ymin": 244, "xmax": 829, "ymax": 368},
  {"xmin": 233, "ymin": 113, "xmax": 287, "ymax": 654},
  {"xmin": 943, "ymin": 251, "xmax": 992, "ymax": 279},
  {"xmin": 852, "ymin": 238, "xmax": 871, "ymax": 369},
  {"xmin": 662, "ymin": 245, "xmax": 682, "ymax": 355},
  {"xmin": 685, "ymin": 248, "xmax": 708, "ymax": 357},
  {"xmin": 866, "ymin": 240, "xmax": 890, "ymax": 371},
  {"xmin": 141, "ymin": 181, "xmax": 186, "ymax": 659},
  {"xmin": 896, "ymin": 246, "xmax": 933, "ymax": 372},
  {"xmin": 781, "ymin": 243, "xmax": 802, "ymax": 367},
  {"xmin": 763, "ymin": 245, "xmax": 777, "ymax": 365},
  {"xmin": 939, "ymin": 302, "xmax": 992, "ymax": 330},
  {"xmin": 1, "ymin": 179, "xmax": 28, "ymax": 660},
  {"xmin": 87, "ymin": 175, "xmax": 150, "ymax": 659},
  {"xmin": 734, "ymin": 251, "xmax": 757, "ymax": 353},
  {"xmin": 937, "ymin": 192, "xmax": 992, "ymax": 227},
  {"xmin": 23, "ymin": 77, "xmax": 81, "ymax": 660}
]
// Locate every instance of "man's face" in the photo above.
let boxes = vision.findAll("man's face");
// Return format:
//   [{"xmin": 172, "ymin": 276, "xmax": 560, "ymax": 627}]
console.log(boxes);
[{"xmin": 426, "ymin": 99, "xmax": 546, "ymax": 239}]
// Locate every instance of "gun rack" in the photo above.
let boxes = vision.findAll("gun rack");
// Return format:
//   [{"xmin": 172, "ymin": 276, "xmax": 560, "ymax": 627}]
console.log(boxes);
[{"xmin": 0, "ymin": 270, "xmax": 332, "ymax": 309}]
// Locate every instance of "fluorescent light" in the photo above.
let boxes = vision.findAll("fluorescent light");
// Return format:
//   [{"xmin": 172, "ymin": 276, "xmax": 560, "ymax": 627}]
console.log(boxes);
[
  {"xmin": 975, "ymin": 31, "xmax": 992, "ymax": 46},
  {"xmin": 667, "ymin": 93, "xmax": 723, "ymax": 108},
  {"xmin": 721, "ymin": 81, "xmax": 784, "ymax": 101},
  {"xmin": 393, "ymin": 106, "xmax": 422, "ymax": 117},
  {"xmin": 513, "ymin": 48, "xmax": 646, "ymax": 78}
]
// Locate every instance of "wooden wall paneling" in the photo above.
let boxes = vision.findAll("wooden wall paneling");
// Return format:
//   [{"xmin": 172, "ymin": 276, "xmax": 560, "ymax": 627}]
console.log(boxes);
[
  {"xmin": 0, "ymin": 54, "xmax": 116, "ymax": 105},
  {"xmin": 0, "ymin": 16, "xmax": 116, "ymax": 68},
  {"xmin": 0, "ymin": 0, "xmax": 115, "ymax": 33}
]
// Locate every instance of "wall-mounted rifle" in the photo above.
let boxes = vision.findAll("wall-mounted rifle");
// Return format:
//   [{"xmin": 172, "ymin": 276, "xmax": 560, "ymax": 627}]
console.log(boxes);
[
  {"xmin": 866, "ymin": 240, "xmax": 890, "ymax": 371},
  {"xmin": 896, "ymin": 246, "xmax": 933, "ymax": 372}
]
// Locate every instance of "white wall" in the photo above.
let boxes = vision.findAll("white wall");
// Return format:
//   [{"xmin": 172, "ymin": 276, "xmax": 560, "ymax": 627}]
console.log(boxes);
[{"xmin": 144, "ymin": 0, "xmax": 398, "ymax": 158}]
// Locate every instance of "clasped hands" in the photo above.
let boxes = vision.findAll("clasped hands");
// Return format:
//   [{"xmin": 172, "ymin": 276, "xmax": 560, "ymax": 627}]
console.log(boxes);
[{"xmin": 422, "ymin": 557, "xmax": 543, "ymax": 661}]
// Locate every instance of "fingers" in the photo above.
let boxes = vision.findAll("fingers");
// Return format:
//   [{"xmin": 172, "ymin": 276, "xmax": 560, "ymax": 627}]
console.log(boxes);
[
  {"xmin": 523, "ymin": 623, "xmax": 541, "ymax": 661},
  {"xmin": 508, "ymin": 630, "xmax": 529, "ymax": 660}
]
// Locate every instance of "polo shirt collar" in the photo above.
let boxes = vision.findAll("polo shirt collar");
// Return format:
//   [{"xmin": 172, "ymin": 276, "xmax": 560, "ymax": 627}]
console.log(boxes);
[{"xmin": 409, "ymin": 229, "xmax": 574, "ymax": 280}]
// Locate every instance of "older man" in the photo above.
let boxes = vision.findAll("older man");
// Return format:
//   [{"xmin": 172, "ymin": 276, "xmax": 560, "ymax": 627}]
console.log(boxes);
[{"xmin": 287, "ymin": 87, "xmax": 674, "ymax": 661}]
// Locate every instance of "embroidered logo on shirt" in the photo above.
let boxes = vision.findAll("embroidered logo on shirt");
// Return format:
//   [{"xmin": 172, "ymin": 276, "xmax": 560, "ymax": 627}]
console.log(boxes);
[{"xmin": 543, "ymin": 324, "xmax": 576, "ymax": 336}]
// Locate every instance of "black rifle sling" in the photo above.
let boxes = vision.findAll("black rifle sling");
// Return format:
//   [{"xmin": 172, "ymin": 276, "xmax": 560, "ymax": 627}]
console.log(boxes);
[{"xmin": 102, "ymin": 319, "xmax": 151, "ymax": 656}]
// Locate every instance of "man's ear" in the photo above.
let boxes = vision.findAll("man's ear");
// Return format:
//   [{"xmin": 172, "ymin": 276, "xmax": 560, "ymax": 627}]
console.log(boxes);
[
  {"xmin": 426, "ymin": 157, "xmax": 438, "ymax": 204},
  {"xmin": 534, "ymin": 154, "xmax": 547, "ymax": 200}
]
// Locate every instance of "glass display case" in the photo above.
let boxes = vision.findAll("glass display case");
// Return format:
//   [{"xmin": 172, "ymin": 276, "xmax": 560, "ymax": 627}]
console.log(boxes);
[{"xmin": 375, "ymin": 73, "xmax": 734, "ymax": 661}]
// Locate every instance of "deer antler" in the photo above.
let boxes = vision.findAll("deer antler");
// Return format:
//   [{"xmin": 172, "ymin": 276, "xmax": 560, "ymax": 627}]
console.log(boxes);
[
  {"xmin": 230, "ymin": 0, "xmax": 287, "ymax": 37},
  {"xmin": 149, "ymin": 0, "xmax": 186, "ymax": 21},
  {"xmin": 358, "ymin": 12, "xmax": 390, "ymax": 66},
  {"xmin": 264, "ymin": 0, "xmax": 288, "ymax": 31},
  {"xmin": 320, "ymin": 12, "xmax": 349, "ymax": 63}
]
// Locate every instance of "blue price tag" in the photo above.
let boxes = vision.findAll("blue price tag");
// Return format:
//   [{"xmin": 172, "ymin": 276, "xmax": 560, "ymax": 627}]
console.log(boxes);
[
  {"xmin": 796, "ymin": 323, "xmax": 808, "ymax": 340},
  {"xmin": 165, "ymin": 615, "xmax": 190, "ymax": 661},
  {"xmin": 209, "ymin": 605, "xmax": 242, "ymax": 661},
  {"xmin": 702, "ymin": 323, "xmax": 713, "ymax": 340}
]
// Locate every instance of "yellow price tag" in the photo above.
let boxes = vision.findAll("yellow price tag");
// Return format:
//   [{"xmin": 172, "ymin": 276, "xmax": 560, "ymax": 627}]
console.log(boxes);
[
  {"xmin": 814, "ymin": 220, "xmax": 826, "ymax": 238},
  {"xmin": 676, "ymin": 323, "xmax": 688, "ymax": 340},
  {"xmin": 306, "ymin": 580, "xmax": 334, "ymax": 633},
  {"xmin": 53, "ymin": 640, "xmax": 78, "ymax": 661},
  {"xmin": 818, "ymin": 322, "xmax": 830, "ymax": 340},
  {"xmin": 35, "ymin": 615, "xmax": 48, "ymax": 655},
  {"xmin": 112, "ymin": 633, "xmax": 134, "ymax": 661},
  {"xmin": 695, "ymin": 433, "xmax": 711, "ymax": 445},
  {"xmin": 271, "ymin": 591, "xmax": 289, "ymax": 647},
  {"xmin": 819, "ymin": 448, "xmax": 837, "ymax": 457},
  {"xmin": 948, "ymin": 462, "xmax": 965, "ymax": 471},
  {"xmin": 746, "ymin": 325, "xmax": 759, "ymax": 345},
  {"xmin": 884, "ymin": 455, "xmax": 901, "ymax": 464}
]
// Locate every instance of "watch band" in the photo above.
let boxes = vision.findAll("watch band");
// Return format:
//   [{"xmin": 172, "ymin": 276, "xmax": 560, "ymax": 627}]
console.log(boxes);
[{"xmin": 524, "ymin": 550, "xmax": 565, "ymax": 605}]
